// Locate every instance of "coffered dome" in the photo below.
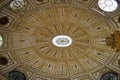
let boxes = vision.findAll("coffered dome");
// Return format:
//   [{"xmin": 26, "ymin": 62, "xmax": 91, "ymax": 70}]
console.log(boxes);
[{"xmin": 0, "ymin": 0, "xmax": 120, "ymax": 80}]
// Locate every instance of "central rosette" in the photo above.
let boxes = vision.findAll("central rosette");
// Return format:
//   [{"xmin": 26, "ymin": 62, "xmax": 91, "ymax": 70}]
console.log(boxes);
[
  {"xmin": 52, "ymin": 35, "xmax": 72, "ymax": 47},
  {"xmin": 33, "ymin": 22, "xmax": 91, "ymax": 60}
]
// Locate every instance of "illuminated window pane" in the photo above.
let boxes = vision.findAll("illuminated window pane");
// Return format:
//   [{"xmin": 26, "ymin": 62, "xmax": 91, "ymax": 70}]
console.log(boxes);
[
  {"xmin": 52, "ymin": 35, "xmax": 72, "ymax": 47},
  {"xmin": 0, "ymin": 35, "xmax": 2, "ymax": 47},
  {"xmin": 98, "ymin": 0, "xmax": 118, "ymax": 12},
  {"xmin": 10, "ymin": 0, "xmax": 25, "ymax": 10}
]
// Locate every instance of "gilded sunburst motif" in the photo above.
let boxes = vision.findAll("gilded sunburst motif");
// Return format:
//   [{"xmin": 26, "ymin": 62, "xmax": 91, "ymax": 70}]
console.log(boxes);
[{"xmin": 34, "ymin": 21, "xmax": 91, "ymax": 60}]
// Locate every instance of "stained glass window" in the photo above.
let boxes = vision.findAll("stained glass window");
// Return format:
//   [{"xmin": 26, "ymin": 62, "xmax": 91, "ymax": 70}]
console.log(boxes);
[
  {"xmin": 98, "ymin": 0, "xmax": 118, "ymax": 12},
  {"xmin": 100, "ymin": 72, "xmax": 118, "ymax": 80},
  {"xmin": 10, "ymin": 0, "xmax": 25, "ymax": 10},
  {"xmin": 9, "ymin": 71, "xmax": 26, "ymax": 80}
]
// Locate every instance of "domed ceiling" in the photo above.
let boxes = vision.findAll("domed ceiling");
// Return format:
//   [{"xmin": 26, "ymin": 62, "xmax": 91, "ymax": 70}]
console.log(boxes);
[{"xmin": 0, "ymin": 0, "xmax": 120, "ymax": 80}]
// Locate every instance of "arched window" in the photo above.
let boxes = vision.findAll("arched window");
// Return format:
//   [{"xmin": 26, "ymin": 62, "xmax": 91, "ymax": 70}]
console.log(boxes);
[
  {"xmin": 98, "ymin": 0, "xmax": 118, "ymax": 12},
  {"xmin": 0, "ymin": 35, "xmax": 3, "ymax": 47}
]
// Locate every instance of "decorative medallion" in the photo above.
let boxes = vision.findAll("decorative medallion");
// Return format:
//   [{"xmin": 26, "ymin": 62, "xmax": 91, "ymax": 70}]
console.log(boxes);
[
  {"xmin": 106, "ymin": 31, "xmax": 120, "ymax": 51},
  {"xmin": 52, "ymin": 35, "xmax": 72, "ymax": 47}
]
